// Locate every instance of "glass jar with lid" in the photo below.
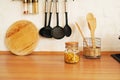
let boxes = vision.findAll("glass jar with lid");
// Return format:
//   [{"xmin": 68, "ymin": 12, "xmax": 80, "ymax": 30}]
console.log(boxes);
[{"xmin": 64, "ymin": 42, "xmax": 80, "ymax": 64}]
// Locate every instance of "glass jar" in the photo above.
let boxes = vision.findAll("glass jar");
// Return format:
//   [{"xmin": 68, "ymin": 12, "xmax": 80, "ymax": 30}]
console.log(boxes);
[
  {"xmin": 23, "ymin": 0, "xmax": 28, "ymax": 14},
  {"xmin": 83, "ymin": 37, "xmax": 101, "ymax": 58},
  {"xmin": 32, "ymin": 0, "xmax": 39, "ymax": 14},
  {"xmin": 64, "ymin": 42, "xmax": 80, "ymax": 63}
]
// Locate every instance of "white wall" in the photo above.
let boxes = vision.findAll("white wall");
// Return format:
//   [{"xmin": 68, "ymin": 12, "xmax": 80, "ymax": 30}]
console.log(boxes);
[{"xmin": 0, "ymin": 0, "xmax": 120, "ymax": 51}]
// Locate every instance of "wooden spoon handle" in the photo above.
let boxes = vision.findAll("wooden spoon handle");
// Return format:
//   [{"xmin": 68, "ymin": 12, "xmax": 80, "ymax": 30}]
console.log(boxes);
[
  {"xmin": 91, "ymin": 32, "xmax": 96, "ymax": 49},
  {"xmin": 75, "ymin": 23, "xmax": 89, "ymax": 48}
]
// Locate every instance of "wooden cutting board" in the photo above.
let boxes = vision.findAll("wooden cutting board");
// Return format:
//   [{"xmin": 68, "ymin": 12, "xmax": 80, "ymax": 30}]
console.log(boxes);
[{"xmin": 5, "ymin": 20, "xmax": 39, "ymax": 56}]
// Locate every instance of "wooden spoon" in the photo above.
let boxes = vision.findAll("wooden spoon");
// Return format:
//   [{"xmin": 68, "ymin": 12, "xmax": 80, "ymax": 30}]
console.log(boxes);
[
  {"xmin": 75, "ymin": 22, "xmax": 89, "ymax": 48},
  {"xmin": 86, "ymin": 13, "xmax": 96, "ymax": 49}
]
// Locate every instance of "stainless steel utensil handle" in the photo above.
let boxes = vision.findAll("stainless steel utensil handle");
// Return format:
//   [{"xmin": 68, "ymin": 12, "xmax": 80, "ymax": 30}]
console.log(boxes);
[
  {"xmin": 45, "ymin": 0, "xmax": 48, "ymax": 13},
  {"xmin": 64, "ymin": 0, "xmax": 68, "ymax": 12},
  {"xmin": 49, "ymin": 0, "xmax": 54, "ymax": 13},
  {"xmin": 56, "ymin": 0, "xmax": 59, "ymax": 13}
]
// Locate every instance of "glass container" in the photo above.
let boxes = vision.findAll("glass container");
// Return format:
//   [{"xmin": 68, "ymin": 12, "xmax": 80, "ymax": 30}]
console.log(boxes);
[
  {"xmin": 23, "ymin": 0, "xmax": 28, "ymax": 14},
  {"xmin": 83, "ymin": 37, "xmax": 101, "ymax": 58},
  {"xmin": 64, "ymin": 42, "xmax": 80, "ymax": 63},
  {"xmin": 32, "ymin": 0, "xmax": 39, "ymax": 14},
  {"xmin": 28, "ymin": 0, "xmax": 33, "ymax": 14}
]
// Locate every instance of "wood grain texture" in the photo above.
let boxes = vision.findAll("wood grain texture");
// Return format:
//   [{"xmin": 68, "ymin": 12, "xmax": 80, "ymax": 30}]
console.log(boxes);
[
  {"xmin": 5, "ymin": 20, "xmax": 39, "ymax": 56},
  {"xmin": 0, "ymin": 51, "xmax": 120, "ymax": 80}
]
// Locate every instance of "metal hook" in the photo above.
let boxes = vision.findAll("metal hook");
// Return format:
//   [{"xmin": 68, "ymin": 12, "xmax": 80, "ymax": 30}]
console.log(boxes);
[{"xmin": 12, "ymin": 0, "xmax": 23, "ymax": 1}]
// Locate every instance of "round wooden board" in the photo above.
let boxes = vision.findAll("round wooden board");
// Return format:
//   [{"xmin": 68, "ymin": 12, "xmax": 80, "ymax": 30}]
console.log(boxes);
[{"xmin": 5, "ymin": 20, "xmax": 39, "ymax": 56}]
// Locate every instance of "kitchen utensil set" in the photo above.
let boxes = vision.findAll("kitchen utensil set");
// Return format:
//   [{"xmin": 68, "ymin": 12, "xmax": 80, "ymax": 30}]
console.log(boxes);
[
  {"xmin": 39, "ymin": 0, "xmax": 72, "ymax": 39},
  {"xmin": 78, "ymin": 12, "xmax": 97, "ymax": 48},
  {"xmin": 75, "ymin": 13, "xmax": 100, "ymax": 59}
]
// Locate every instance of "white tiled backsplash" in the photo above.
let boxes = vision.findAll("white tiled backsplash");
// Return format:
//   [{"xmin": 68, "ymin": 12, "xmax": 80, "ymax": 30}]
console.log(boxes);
[{"xmin": 0, "ymin": 0, "xmax": 120, "ymax": 51}]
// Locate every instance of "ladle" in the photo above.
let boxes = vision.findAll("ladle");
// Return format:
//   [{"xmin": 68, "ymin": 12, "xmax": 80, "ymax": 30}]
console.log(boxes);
[
  {"xmin": 64, "ymin": 0, "xmax": 72, "ymax": 37},
  {"xmin": 51, "ymin": 0, "xmax": 65, "ymax": 39},
  {"xmin": 42, "ymin": 0, "xmax": 53, "ymax": 38},
  {"xmin": 39, "ymin": 0, "xmax": 48, "ymax": 37}
]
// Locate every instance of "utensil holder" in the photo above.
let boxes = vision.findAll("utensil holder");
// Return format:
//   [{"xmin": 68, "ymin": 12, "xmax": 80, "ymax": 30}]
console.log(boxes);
[{"xmin": 83, "ymin": 37, "xmax": 101, "ymax": 58}]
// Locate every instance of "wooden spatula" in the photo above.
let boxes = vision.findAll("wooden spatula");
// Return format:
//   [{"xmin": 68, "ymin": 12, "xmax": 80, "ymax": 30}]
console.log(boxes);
[{"xmin": 86, "ymin": 13, "xmax": 96, "ymax": 48}]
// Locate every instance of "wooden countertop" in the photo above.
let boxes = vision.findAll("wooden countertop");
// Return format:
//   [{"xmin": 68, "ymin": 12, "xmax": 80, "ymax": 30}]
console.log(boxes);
[{"xmin": 0, "ymin": 51, "xmax": 120, "ymax": 80}]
